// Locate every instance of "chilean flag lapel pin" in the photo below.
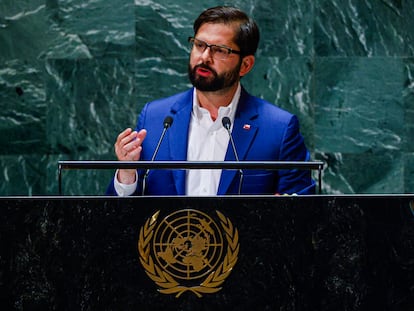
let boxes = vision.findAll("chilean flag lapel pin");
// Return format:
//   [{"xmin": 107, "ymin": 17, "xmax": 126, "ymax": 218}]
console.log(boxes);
[{"xmin": 243, "ymin": 124, "xmax": 251, "ymax": 130}]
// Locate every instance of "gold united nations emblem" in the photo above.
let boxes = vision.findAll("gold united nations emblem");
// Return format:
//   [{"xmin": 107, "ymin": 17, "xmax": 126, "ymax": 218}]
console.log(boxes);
[{"xmin": 138, "ymin": 209, "xmax": 239, "ymax": 297}]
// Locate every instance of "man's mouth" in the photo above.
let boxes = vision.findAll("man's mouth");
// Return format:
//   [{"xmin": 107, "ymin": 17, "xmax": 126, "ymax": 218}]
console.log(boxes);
[{"xmin": 195, "ymin": 66, "xmax": 213, "ymax": 77}]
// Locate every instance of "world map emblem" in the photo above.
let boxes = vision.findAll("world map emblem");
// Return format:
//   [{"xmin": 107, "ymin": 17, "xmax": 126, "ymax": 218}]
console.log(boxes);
[{"xmin": 138, "ymin": 209, "xmax": 239, "ymax": 297}]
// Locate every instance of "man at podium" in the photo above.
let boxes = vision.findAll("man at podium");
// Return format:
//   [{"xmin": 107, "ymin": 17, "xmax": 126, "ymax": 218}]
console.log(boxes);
[{"xmin": 106, "ymin": 6, "xmax": 315, "ymax": 196}]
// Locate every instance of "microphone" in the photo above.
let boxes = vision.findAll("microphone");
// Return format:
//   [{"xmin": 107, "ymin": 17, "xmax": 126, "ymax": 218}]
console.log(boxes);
[
  {"xmin": 222, "ymin": 117, "xmax": 243, "ymax": 195},
  {"xmin": 142, "ymin": 116, "xmax": 173, "ymax": 195}
]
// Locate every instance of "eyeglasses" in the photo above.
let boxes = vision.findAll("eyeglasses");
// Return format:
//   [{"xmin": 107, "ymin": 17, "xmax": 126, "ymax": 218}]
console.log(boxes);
[{"xmin": 188, "ymin": 37, "xmax": 241, "ymax": 60}]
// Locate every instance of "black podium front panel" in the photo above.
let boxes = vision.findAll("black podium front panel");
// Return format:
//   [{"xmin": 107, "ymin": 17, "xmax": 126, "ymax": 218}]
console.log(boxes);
[{"xmin": 1, "ymin": 196, "xmax": 413, "ymax": 310}]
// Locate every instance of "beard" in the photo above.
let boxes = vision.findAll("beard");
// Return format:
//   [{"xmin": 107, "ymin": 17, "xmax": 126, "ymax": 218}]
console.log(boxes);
[{"xmin": 188, "ymin": 62, "xmax": 241, "ymax": 92}]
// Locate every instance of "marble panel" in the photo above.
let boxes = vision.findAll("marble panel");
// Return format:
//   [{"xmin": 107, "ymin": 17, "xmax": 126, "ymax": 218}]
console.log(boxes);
[
  {"xmin": 0, "ymin": 155, "xmax": 48, "ymax": 195},
  {"xmin": 47, "ymin": 154, "xmax": 115, "ymax": 195},
  {"xmin": 316, "ymin": 151, "xmax": 404, "ymax": 194},
  {"xmin": 315, "ymin": 57, "xmax": 404, "ymax": 154},
  {"xmin": 404, "ymin": 58, "xmax": 414, "ymax": 152},
  {"xmin": 315, "ymin": 0, "xmax": 414, "ymax": 57},
  {"xmin": 0, "ymin": 0, "xmax": 58, "ymax": 63},
  {"xmin": 45, "ymin": 58, "xmax": 137, "ymax": 156},
  {"xmin": 0, "ymin": 60, "xmax": 46, "ymax": 155},
  {"xmin": 405, "ymin": 153, "xmax": 414, "ymax": 193},
  {"xmin": 405, "ymin": 0, "xmax": 414, "ymax": 56},
  {"xmin": 135, "ymin": 0, "xmax": 314, "ymax": 59},
  {"xmin": 251, "ymin": 0, "xmax": 314, "ymax": 57},
  {"xmin": 135, "ymin": 56, "xmax": 189, "ymax": 105},
  {"xmin": 135, "ymin": 0, "xmax": 195, "ymax": 59},
  {"xmin": 44, "ymin": 0, "xmax": 136, "ymax": 58}
]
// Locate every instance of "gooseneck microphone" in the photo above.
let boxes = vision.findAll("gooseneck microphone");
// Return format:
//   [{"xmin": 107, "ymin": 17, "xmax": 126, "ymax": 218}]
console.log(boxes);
[
  {"xmin": 151, "ymin": 116, "xmax": 173, "ymax": 161},
  {"xmin": 142, "ymin": 116, "xmax": 173, "ymax": 195},
  {"xmin": 222, "ymin": 116, "xmax": 244, "ymax": 195}
]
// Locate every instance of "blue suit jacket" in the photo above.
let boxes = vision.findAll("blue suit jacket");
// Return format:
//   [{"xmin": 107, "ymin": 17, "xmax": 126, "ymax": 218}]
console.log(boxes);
[{"xmin": 106, "ymin": 87, "xmax": 315, "ymax": 195}]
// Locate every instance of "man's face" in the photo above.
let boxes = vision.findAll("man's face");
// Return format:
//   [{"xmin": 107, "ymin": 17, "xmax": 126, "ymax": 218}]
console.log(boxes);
[{"xmin": 188, "ymin": 23, "xmax": 242, "ymax": 92}]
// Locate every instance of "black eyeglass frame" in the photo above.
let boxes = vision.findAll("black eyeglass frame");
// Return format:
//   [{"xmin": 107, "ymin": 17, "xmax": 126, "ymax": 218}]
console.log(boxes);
[{"xmin": 188, "ymin": 37, "xmax": 242, "ymax": 59}]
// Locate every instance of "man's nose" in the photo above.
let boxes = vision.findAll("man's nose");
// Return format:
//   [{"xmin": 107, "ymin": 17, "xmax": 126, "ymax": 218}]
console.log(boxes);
[{"xmin": 200, "ymin": 46, "xmax": 213, "ymax": 61}]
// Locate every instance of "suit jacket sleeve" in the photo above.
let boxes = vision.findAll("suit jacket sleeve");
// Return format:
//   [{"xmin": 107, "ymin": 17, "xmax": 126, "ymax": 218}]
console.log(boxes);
[{"xmin": 276, "ymin": 115, "xmax": 315, "ymax": 195}]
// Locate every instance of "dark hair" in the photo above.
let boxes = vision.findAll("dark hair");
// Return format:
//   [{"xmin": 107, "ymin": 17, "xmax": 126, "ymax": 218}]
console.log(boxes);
[{"xmin": 193, "ymin": 6, "xmax": 260, "ymax": 56}]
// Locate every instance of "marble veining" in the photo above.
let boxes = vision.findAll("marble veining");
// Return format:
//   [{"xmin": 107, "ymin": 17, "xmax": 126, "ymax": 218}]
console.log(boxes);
[{"xmin": 0, "ymin": 0, "xmax": 413, "ymax": 195}]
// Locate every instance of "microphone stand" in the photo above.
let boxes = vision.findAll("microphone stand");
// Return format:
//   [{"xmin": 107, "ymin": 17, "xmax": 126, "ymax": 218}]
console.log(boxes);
[
  {"xmin": 222, "ymin": 117, "xmax": 244, "ymax": 195},
  {"xmin": 142, "ymin": 116, "xmax": 173, "ymax": 195}
]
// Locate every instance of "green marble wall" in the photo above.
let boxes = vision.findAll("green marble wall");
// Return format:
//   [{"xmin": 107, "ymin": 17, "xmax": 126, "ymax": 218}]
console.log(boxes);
[{"xmin": 0, "ymin": 0, "xmax": 413, "ymax": 195}]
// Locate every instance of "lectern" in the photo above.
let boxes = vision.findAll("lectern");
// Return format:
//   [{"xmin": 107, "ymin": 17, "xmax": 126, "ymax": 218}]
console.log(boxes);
[
  {"xmin": 1, "ymin": 196, "xmax": 413, "ymax": 310},
  {"xmin": 1, "ymin": 161, "xmax": 413, "ymax": 310}
]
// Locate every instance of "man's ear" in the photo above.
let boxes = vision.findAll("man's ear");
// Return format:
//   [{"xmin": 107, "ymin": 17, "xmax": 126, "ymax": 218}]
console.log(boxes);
[{"xmin": 239, "ymin": 55, "xmax": 255, "ymax": 77}]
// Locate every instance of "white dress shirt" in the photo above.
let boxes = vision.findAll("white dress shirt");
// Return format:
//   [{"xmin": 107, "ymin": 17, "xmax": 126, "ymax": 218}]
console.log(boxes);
[
  {"xmin": 114, "ymin": 84, "xmax": 241, "ymax": 196},
  {"xmin": 186, "ymin": 86, "xmax": 239, "ymax": 195}
]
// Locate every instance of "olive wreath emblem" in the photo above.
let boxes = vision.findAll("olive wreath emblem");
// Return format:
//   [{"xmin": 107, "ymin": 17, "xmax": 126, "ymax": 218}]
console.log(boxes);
[{"xmin": 138, "ymin": 210, "xmax": 239, "ymax": 298}]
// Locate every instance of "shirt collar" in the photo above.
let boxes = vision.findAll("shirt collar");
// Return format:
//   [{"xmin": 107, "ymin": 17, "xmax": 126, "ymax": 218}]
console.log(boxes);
[{"xmin": 192, "ymin": 83, "xmax": 241, "ymax": 125}]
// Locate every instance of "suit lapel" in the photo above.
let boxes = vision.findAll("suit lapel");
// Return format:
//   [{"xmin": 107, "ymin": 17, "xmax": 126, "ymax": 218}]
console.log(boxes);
[
  {"xmin": 168, "ymin": 90, "xmax": 193, "ymax": 195},
  {"xmin": 165, "ymin": 87, "xmax": 259, "ymax": 195},
  {"xmin": 218, "ymin": 89, "xmax": 258, "ymax": 195}
]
